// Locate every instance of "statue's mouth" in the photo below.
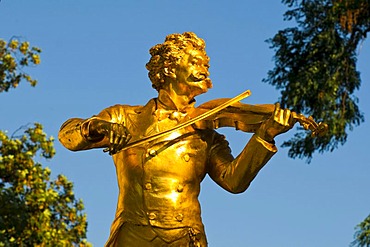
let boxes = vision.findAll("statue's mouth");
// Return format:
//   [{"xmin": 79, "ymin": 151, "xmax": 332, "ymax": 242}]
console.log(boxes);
[{"xmin": 188, "ymin": 74, "xmax": 206, "ymax": 82}]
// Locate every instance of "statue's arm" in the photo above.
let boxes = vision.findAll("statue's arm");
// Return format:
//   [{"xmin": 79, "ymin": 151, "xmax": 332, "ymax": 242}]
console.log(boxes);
[
  {"xmin": 208, "ymin": 103, "xmax": 294, "ymax": 193},
  {"xmin": 207, "ymin": 133, "xmax": 277, "ymax": 194},
  {"xmin": 58, "ymin": 117, "xmax": 111, "ymax": 151},
  {"xmin": 58, "ymin": 105, "xmax": 130, "ymax": 152}
]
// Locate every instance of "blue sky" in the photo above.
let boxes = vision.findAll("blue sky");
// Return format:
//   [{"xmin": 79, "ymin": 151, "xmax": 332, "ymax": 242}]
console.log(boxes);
[{"xmin": 1, "ymin": 1, "xmax": 369, "ymax": 246}]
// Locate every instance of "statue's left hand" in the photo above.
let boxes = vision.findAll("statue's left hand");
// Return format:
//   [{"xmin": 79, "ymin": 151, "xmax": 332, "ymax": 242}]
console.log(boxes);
[{"xmin": 255, "ymin": 103, "xmax": 295, "ymax": 143}]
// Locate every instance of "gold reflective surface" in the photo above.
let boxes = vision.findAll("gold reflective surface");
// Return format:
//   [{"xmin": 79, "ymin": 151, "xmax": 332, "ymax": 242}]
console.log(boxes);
[{"xmin": 59, "ymin": 32, "xmax": 321, "ymax": 246}]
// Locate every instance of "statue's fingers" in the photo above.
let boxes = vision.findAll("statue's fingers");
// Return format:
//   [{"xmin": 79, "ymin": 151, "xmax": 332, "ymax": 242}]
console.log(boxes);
[
  {"xmin": 274, "ymin": 102, "xmax": 280, "ymax": 113},
  {"xmin": 113, "ymin": 125, "xmax": 121, "ymax": 145},
  {"xmin": 109, "ymin": 144, "xmax": 118, "ymax": 155},
  {"xmin": 273, "ymin": 102, "xmax": 281, "ymax": 121},
  {"xmin": 115, "ymin": 133, "xmax": 122, "ymax": 145},
  {"xmin": 109, "ymin": 129, "xmax": 115, "ymax": 144},
  {"xmin": 283, "ymin": 108, "xmax": 291, "ymax": 126},
  {"xmin": 288, "ymin": 110, "xmax": 297, "ymax": 127},
  {"xmin": 126, "ymin": 133, "xmax": 132, "ymax": 144},
  {"xmin": 118, "ymin": 135, "xmax": 125, "ymax": 147}
]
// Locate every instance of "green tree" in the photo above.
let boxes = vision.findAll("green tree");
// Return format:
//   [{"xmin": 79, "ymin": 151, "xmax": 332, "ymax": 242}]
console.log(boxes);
[
  {"xmin": 265, "ymin": 0, "xmax": 370, "ymax": 245},
  {"xmin": 352, "ymin": 214, "xmax": 370, "ymax": 247},
  {"xmin": 264, "ymin": 0, "xmax": 369, "ymax": 161},
  {"xmin": 0, "ymin": 37, "xmax": 41, "ymax": 92},
  {"xmin": 0, "ymin": 38, "xmax": 91, "ymax": 246}
]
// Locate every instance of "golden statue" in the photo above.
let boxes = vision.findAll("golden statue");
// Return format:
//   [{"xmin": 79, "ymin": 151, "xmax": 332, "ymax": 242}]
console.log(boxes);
[{"xmin": 59, "ymin": 32, "xmax": 326, "ymax": 247}]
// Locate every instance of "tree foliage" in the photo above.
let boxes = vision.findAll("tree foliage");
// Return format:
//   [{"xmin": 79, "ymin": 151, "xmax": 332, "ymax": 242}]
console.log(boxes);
[
  {"xmin": 264, "ymin": 0, "xmax": 369, "ymax": 161},
  {"xmin": 0, "ymin": 37, "xmax": 41, "ymax": 92},
  {"xmin": 0, "ymin": 125, "xmax": 90, "ymax": 246},
  {"xmin": 266, "ymin": 0, "xmax": 370, "ymax": 245},
  {"xmin": 352, "ymin": 214, "xmax": 370, "ymax": 247},
  {"xmin": 0, "ymin": 38, "xmax": 91, "ymax": 246}
]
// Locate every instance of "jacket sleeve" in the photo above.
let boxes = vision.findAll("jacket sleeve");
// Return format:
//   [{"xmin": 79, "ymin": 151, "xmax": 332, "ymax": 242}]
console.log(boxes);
[
  {"xmin": 207, "ymin": 133, "xmax": 277, "ymax": 194},
  {"xmin": 58, "ymin": 105, "xmax": 127, "ymax": 151}
]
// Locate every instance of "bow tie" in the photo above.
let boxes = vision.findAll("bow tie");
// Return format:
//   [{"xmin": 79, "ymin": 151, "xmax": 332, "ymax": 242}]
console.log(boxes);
[{"xmin": 154, "ymin": 109, "xmax": 188, "ymax": 122}]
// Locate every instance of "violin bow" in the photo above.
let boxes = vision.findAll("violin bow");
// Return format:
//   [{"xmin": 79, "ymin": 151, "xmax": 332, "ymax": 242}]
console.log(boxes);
[{"xmin": 117, "ymin": 89, "xmax": 252, "ymax": 152}]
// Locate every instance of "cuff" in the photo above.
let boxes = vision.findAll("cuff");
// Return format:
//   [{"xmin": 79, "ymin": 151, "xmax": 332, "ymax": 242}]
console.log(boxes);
[
  {"xmin": 253, "ymin": 134, "xmax": 278, "ymax": 153},
  {"xmin": 80, "ymin": 117, "xmax": 101, "ymax": 141}
]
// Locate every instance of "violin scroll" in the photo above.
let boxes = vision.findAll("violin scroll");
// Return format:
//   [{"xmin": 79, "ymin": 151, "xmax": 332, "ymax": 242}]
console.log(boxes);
[{"xmin": 292, "ymin": 113, "xmax": 328, "ymax": 137}]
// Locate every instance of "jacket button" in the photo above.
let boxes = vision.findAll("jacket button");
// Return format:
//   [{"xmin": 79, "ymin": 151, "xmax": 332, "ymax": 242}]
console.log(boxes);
[
  {"xmin": 177, "ymin": 185, "xmax": 184, "ymax": 192},
  {"xmin": 148, "ymin": 149, "xmax": 157, "ymax": 157},
  {"xmin": 145, "ymin": 183, "xmax": 152, "ymax": 190},
  {"xmin": 175, "ymin": 213, "xmax": 183, "ymax": 222},
  {"xmin": 148, "ymin": 212, "xmax": 156, "ymax": 220},
  {"xmin": 183, "ymin": 154, "xmax": 190, "ymax": 162}
]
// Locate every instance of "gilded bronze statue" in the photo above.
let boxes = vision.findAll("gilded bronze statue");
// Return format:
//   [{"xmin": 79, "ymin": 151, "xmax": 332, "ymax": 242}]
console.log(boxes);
[{"xmin": 59, "ymin": 32, "xmax": 327, "ymax": 247}]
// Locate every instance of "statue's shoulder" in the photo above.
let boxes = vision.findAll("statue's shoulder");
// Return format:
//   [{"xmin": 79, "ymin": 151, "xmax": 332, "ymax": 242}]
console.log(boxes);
[
  {"xmin": 102, "ymin": 98, "xmax": 156, "ymax": 115},
  {"xmin": 104, "ymin": 104, "xmax": 141, "ymax": 115},
  {"xmin": 115, "ymin": 98, "xmax": 156, "ymax": 113}
]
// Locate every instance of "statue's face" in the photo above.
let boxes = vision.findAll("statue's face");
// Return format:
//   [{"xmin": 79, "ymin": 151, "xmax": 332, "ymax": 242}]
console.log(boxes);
[{"xmin": 170, "ymin": 47, "xmax": 212, "ymax": 98}]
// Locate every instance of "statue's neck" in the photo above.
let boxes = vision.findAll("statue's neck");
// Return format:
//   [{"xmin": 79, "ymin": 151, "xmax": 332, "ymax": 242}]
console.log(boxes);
[{"xmin": 157, "ymin": 90, "xmax": 195, "ymax": 112}]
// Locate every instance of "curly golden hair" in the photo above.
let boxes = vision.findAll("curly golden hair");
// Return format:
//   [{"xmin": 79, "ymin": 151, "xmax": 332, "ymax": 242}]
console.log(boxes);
[{"xmin": 146, "ymin": 32, "xmax": 208, "ymax": 91}]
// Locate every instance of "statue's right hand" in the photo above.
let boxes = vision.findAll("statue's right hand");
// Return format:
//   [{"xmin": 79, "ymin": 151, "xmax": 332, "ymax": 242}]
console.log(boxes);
[
  {"xmin": 105, "ymin": 123, "xmax": 131, "ymax": 155},
  {"xmin": 84, "ymin": 119, "xmax": 131, "ymax": 155},
  {"xmin": 100, "ymin": 123, "xmax": 131, "ymax": 155}
]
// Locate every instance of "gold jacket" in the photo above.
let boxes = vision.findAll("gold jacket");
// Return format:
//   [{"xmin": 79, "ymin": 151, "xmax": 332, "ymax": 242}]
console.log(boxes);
[{"xmin": 58, "ymin": 98, "xmax": 277, "ymax": 246}]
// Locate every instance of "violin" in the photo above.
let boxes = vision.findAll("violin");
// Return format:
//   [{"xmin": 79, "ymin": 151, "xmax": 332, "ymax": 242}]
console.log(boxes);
[
  {"xmin": 193, "ymin": 97, "xmax": 328, "ymax": 137},
  {"xmin": 118, "ymin": 90, "xmax": 328, "ymax": 151}
]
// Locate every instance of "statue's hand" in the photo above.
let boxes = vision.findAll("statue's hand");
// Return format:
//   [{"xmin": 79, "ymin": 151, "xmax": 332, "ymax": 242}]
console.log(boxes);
[
  {"xmin": 255, "ymin": 103, "xmax": 295, "ymax": 143},
  {"xmin": 103, "ymin": 123, "xmax": 132, "ymax": 155},
  {"xmin": 83, "ymin": 119, "xmax": 131, "ymax": 155}
]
